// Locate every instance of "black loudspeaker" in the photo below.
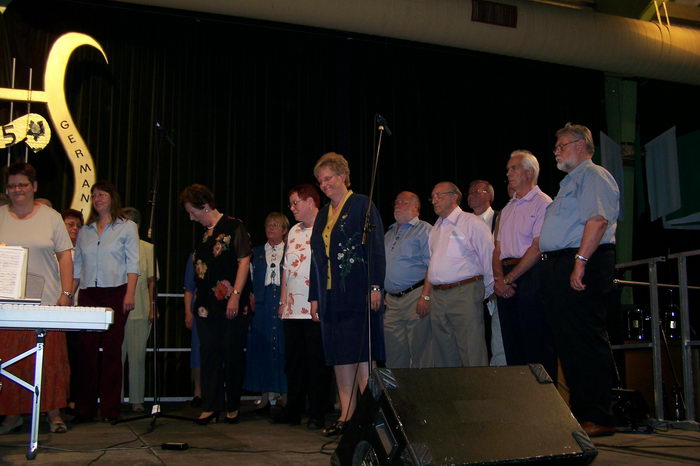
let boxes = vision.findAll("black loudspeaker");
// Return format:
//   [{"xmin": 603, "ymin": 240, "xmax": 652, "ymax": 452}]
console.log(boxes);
[{"xmin": 332, "ymin": 365, "xmax": 597, "ymax": 465}]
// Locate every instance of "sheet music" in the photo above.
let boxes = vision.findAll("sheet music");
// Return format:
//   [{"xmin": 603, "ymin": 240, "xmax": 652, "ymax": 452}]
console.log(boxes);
[{"xmin": 0, "ymin": 246, "xmax": 28, "ymax": 299}]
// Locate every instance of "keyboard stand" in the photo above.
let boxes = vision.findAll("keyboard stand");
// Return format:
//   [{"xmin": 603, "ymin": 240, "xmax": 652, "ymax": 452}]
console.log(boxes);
[{"xmin": 0, "ymin": 329, "xmax": 47, "ymax": 460}]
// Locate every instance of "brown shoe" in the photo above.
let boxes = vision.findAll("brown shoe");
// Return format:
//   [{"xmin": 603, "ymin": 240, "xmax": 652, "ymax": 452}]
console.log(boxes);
[{"xmin": 581, "ymin": 421, "xmax": 615, "ymax": 437}]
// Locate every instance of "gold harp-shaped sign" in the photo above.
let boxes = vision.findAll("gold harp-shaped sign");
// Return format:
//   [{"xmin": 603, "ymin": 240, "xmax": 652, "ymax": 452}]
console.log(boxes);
[{"xmin": 0, "ymin": 32, "xmax": 108, "ymax": 216}]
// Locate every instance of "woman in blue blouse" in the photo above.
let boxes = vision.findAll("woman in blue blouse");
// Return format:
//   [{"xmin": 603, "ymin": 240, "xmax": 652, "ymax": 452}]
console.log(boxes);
[
  {"xmin": 72, "ymin": 181, "xmax": 139, "ymax": 422},
  {"xmin": 308, "ymin": 152, "xmax": 385, "ymax": 436}
]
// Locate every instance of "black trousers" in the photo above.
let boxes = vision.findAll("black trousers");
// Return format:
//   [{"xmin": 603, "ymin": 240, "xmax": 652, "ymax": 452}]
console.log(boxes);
[
  {"xmin": 497, "ymin": 262, "xmax": 557, "ymax": 381},
  {"xmin": 541, "ymin": 245, "xmax": 616, "ymax": 426},
  {"xmin": 283, "ymin": 319, "xmax": 333, "ymax": 420},
  {"xmin": 196, "ymin": 310, "xmax": 249, "ymax": 412}
]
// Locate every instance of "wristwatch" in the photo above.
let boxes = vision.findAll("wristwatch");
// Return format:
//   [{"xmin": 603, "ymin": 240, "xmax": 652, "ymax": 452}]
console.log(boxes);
[
  {"xmin": 574, "ymin": 254, "xmax": 589, "ymax": 263},
  {"xmin": 232, "ymin": 289, "xmax": 241, "ymax": 295},
  {"xmin": 61, "ymin": 290, "xmax": 73, "ymax": 299},
  {"xmin": 421, "ymin": 294, "xmax": 430, "ymax": 302}
]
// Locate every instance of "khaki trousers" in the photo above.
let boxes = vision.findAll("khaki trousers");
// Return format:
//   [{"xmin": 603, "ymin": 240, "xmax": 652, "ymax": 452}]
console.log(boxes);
[
  {"xmin": 384, "ymin": 287, "xmax": 433, "ymax": 368},
  {"xmin": 429, "ymin": 280, "xmax": 488, "ymax": 367}
]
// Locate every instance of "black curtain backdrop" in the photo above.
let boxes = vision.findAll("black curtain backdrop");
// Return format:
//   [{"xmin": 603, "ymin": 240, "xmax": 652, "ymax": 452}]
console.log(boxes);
[{"xmin": 0, "ymin": 0, "xmax": 697, "ymax": 397}]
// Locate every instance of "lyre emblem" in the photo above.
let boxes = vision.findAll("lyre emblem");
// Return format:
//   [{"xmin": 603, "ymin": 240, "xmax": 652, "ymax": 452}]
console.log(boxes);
[{"xmin": 0, "ymin": 32, "xmax": 108, "ymax": 216}]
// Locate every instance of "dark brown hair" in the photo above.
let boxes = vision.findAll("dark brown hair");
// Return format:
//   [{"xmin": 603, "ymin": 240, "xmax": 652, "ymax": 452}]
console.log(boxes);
[
  {"xmin": 179, "ymin": 184, "xmax": 217, "ymax": 210},
  {"xmin": 87, "ymin": 180, "xmax": 124, "ymax": 225},
  {"xmin": 61, "ymin": 208, "xmax": 84, "ymax": 225},
  {"xmin": 6, "ymin": 162, "xmax": 37, "ymax": 183}
]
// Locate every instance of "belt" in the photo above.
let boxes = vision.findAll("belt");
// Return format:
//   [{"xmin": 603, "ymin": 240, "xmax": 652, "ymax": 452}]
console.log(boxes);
[
  {"xmin": 541, "ymin": 244, "xmax": 615, "ymax": 261},
  {"xmin": 387, "ymin": 280, "xmax": 424, "ymax": 298},
  {"xmin": 501, "ymin": 258, "xmax": 521, "ymax": 266},
  {"xmin": 432, "ymin": 275, "xmax": 483, "ymax": 290}
]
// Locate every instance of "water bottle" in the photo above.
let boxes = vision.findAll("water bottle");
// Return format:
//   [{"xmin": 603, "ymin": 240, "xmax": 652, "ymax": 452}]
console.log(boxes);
[
  {"xmin": 663, "ymin": 289, "xmax": 681, "ymax": 340},
  {"xmin": 627, "ymin": 307, "xmax": 645, "ymax": 341}
]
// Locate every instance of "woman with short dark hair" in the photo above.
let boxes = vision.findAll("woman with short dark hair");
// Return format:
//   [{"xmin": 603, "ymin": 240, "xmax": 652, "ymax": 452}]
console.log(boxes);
[
  {"xmin": 180, "ymin": 184, "xmax": 252, "ymax": 425},
  {"xmin": 0, "ymin": 162, "xmax": 73, "ymax": 434}
]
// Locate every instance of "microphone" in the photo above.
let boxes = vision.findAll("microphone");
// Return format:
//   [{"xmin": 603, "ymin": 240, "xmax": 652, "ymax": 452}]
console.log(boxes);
[
  {"xmin": 376, "ymin": 114, "xmax": 392, "ymax": 136},
  {"xmin": 155, "ymin": 121, "xmax": 176, "ymax": 147}
]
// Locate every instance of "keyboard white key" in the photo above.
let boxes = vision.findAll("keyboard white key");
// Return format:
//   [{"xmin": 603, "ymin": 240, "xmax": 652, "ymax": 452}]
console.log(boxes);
[{"xmin": 0, "ymin": 304, "xmax": 113, "ymax": 331}]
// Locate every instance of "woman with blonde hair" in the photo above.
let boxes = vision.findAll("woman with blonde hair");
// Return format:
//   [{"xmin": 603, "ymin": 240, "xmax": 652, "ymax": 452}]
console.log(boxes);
[
  {"xmin": 244, "ymin": 212, "xmax": 290, "ymax": 413},
  {"xmin": 308, "ymin": 152, "xmax": 386, "ymax": 436}
]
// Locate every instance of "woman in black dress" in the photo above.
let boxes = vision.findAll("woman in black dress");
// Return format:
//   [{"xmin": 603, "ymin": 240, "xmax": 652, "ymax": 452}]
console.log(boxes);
[{"xmin": 180, "ymin": 184, "xmax": 252, "ymax": 425}]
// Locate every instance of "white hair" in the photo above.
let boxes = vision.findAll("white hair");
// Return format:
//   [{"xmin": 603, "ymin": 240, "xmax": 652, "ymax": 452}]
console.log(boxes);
[{"xmin": 510, "ymin": 150, "xmax": 540, "ymax": 183}]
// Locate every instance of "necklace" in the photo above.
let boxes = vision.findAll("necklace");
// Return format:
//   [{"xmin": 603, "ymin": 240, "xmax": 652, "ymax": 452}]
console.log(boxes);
[{"xmin": 207, "ymin": 212, "xmax": 223, "ymax": 229}]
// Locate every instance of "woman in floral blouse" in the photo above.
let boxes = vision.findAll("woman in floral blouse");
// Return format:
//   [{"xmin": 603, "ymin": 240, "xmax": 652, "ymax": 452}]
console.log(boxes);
[
  {"xmin": 180, "ymin": 184, "xmax": 252, "ymax": 425},
  {"xmin": 308, "ymin": 152, "xmax": 385, "ymax": 437}
]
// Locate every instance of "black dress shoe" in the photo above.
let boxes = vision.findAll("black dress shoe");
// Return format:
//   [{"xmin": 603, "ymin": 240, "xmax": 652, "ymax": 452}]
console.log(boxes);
[
  {"xmin": 71, "ymin": 416, "xmax": 95, "ymax": 424},
  {"xmin": 195, "ymin": 411, "xmax": 219, "ymax": 425},
  {"xmin": 271, "ymin": 409, "xmax": 301, "ymax": 425},
  {"xmin": 103, "ymin": 416, "xmax": 120, "ymax": 424},
  {"xmin": 224, "ymin": 411, "xmax": 240, "ymax": 424},
  {"xmin": 322, "ymin": 420, "xmax": 346, "ymax": 436},
  {"xmin": 306, "ymin": 417, "xmax": 324, "ymax": 430},
  {"xmin": 190, "ymin": 396, "xmax": 202, "ymax": 408},
  {"xmin": 253, "ymin": 403, "xmax": 271, "ymax": 415}
]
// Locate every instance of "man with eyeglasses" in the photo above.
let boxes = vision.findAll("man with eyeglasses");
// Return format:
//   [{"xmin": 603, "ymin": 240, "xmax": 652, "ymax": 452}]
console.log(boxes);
[
  {"xmin": 492, "ymin": 151, "xmax": 556, "ymax": 381},
  {"xmin": 467, "ymin": 180, "xmax": 506, "ymax": 367},
  {"xmin": 426, "ymin": 182, "xmax": 494, "ymax": 367},
  {"xmin": 539, "ymin": 123, "xmax": 619, "ymax": 438},
  {"xmin": 383, "ymin": 191, "xmax": 433, "ymax": 369}
]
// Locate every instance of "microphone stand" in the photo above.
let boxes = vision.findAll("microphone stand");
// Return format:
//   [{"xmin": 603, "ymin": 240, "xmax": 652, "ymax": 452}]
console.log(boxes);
[
  {"xmin": 357, "ymin": 113, "xmax": 390, "ymax": 393},
  {"xmin": 115, "ymin": 122, "xmax": 193, "ymax": 426}
]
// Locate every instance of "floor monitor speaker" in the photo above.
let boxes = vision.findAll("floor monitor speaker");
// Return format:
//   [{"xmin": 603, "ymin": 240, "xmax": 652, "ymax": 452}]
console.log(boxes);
[{"xmin": 332, "ymin": 365, "xmax": 597, "ymax": 465}]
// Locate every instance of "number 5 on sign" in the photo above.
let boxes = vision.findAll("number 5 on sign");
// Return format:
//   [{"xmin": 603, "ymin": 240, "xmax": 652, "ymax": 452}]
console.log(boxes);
[{"xmin": 0, "ymin": 113, "xmax": 52, "ymax": 152}]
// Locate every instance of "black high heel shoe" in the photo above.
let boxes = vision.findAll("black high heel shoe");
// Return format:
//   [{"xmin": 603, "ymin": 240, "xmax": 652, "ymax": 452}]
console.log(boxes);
[
  {"xmin": 253, "ymin": 402, "xmax": 270, "ymax": 416},
  {"xmin": 322, "ymin": 420, "xmax": 346, "ymax": 437},
  {"xmin": 224, "ymin": 411, "xmax": 240, "ymax": 424},
  {"xmin": 194, "ymin": 411, "xmax": 219, "ymax": 425}
]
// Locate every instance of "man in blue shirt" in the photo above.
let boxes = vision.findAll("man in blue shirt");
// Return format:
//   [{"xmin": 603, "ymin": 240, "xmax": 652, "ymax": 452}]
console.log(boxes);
[
  {"xmin": 383, "ymin": 191, "xmax": 433, "ymax": 368},
  {"xmin": 540, "ymin": 123, "xmax": 620, "ymax": 438}
]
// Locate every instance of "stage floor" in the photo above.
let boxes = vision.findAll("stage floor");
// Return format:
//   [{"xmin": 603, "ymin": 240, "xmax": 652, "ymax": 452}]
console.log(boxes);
[{"xmin": 0, "ymin": 402, "xmax": 698, "ymax": 465}]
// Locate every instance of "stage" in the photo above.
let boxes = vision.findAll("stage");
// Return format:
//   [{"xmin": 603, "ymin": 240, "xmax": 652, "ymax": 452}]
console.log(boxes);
[{"xmin": 0, "ymin": 401, "xmax": 698, "ymax": 465}]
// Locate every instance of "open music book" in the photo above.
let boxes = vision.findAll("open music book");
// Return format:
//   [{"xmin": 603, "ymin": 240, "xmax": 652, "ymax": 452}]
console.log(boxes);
[{"xmin": 0, "ymin": 245, "xmax": 29, "ymax": 299}]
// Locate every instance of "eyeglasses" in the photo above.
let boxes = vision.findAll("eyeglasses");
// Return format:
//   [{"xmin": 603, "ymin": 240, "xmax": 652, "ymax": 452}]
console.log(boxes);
[
  {"xmin": 553, "ymin": 139, "xmax": 581, "ymax": 153},
  {"xmin": 92, "ymin": 192, "xmax": 110, "ymax": 199},
  {"xmin": 468, "ymin": 189, "xmax": 488, "ymax": 196},
  {"xmin": 317, "ymin": 174, "xmax": 336, "ymax": 186},
  {"xmin": 393, "ymin": 199, "xmax": 411, "ymax": 207},
  {"xmin": 288, "ymin": 199, "xmax": 302, "ymax": 209},
  {"xmin": 429, "ymin": 191, "xmax": 455, "ymax": 202},
  {"xmin": 7, "ymin": 182, "xmax": 31, "ymax": 190}
]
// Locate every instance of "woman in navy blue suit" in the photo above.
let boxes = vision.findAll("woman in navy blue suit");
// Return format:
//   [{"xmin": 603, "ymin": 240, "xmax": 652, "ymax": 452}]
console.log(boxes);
[{"xmin": 308, "ymin": 152, "xmax": 385, "ymax": 436}]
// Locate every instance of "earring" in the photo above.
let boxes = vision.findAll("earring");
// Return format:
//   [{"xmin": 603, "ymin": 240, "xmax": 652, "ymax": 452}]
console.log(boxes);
[{"xmin": 205, "ymin": 208, "xmax": 210, "ymax": 213}]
